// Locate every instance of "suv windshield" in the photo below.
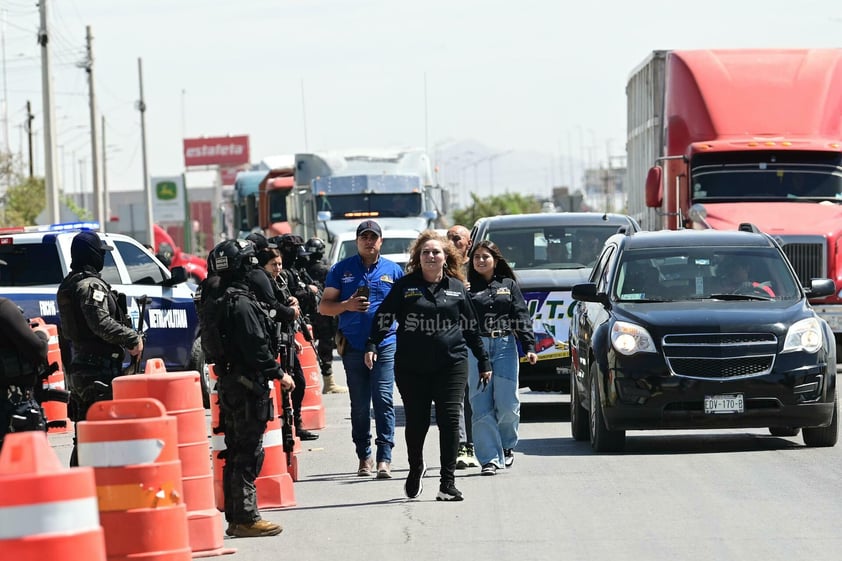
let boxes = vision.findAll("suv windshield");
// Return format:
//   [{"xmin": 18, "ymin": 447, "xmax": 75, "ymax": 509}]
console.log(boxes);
[
  {"xmin": 614, "ymin": 246, "xmax": 801, "ymax": 302},
  {"xmin": 486, "ymin": 225, "xmax": 621, "ymax": 270}
]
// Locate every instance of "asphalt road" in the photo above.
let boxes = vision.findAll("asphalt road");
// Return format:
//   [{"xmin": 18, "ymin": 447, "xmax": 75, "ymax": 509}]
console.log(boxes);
[{"xmin": 47, "ymin": 357, "xmax": 842, "ymax": 561}]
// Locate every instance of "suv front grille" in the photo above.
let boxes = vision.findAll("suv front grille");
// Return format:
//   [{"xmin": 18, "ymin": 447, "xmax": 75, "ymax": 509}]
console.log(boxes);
[{"xmin": 662, "ymin": 333, "xmax": 777, "ymax": 380}]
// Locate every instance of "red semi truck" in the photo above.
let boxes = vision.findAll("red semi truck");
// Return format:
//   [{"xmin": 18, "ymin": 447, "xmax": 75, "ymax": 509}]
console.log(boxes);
[{"xmin": 626, "ymin": 48, "xmax": 842, "ymax": 354}]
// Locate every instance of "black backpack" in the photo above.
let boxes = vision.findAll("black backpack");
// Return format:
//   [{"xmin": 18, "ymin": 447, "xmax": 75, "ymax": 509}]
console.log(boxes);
[{"xmin": 197, "ymin": 275, "xmax": 228, "ymax": 365}]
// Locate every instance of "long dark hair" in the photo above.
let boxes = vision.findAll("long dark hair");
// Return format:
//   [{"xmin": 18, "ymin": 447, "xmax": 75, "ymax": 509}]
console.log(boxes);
[
  {"xmin": 467, "ymin": 240, "xmax": 516, "ymax": 286},
  {"xmin": 406, "ymin": 229, "xmax": 465, "ymax": 282}
]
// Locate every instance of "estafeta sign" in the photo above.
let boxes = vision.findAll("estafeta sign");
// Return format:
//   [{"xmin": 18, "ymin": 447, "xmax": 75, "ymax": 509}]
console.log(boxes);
[{"xmin": 183, "ymin": 135, "xmax": 250, "ymax": 167}]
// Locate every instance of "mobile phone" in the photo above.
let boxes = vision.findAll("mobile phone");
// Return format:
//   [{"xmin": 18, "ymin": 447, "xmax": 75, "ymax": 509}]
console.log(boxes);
[{"xmin": 354, "ymin": 286, "xmax": 370, "ymax": 299}]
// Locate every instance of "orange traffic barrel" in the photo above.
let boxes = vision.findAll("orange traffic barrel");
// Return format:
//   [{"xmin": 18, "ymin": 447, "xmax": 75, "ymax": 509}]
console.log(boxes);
[
  {"xmin": 30, "ymin": 318, "xmax": 70, "ymax": 433},
  {"xmin": 112, "ymin": 372, "xmax": 232, "ymax": 557},
  {"xmin": 77, "ymin": 398, "xmax": 191, "ymax": 561},
  {"xmin": 296, "ymin": 329, "xmax": 326, "ymax": 430},
  {"xmin": 144, "ymin": 357, "xmax": 167, "ymax": 373},
  {"xmin": 0, "ymin": 431, "xmax": 107, "ymax": 561},
  {"xmin": 209, "ymin": 365, "xmax": 296, "ymax": 511}
]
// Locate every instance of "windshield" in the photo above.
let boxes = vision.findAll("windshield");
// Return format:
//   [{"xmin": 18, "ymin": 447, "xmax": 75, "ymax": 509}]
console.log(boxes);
[
  {"xmin": 614, "ymin": 246, "xmax": 801, "ymax": 302},
  {"xmin": 267, "ymin": 190, "xmax": 289, "ymax": 223},
  {"xmin": 316, "ymin": 193, "xmax": 422, "ymax": 218},
  {"xmin": 691, "ymin": 151, "xmax": 842, "ymax": 202},
  {"xmin": 484, "ymin": 225, "xmax": 622, "ymax": 270}
]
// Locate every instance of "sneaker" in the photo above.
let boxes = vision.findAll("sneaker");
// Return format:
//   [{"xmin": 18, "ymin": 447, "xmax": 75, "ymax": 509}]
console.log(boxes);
[
  {"xmin": 226, "ymin": 519, "xmax": 283, "ymax": 537},
  {"xmin": 357, "ymin": 457, "xmax": 374, "ymax": 477},
  {"xmin": 296, "ymin": 428, "xmax": 320, "ymax": 441},
  {"xmin": 455, "ymin": 443, "xmax": 469, "ymax": 469},
  {"xmin": 504, "ymin": 448, "xmax": 515, "ymax": 468},
  {"xmin": 436, "ymin": 481, "xmax": 464, "ymax": 501},
  {"xmin": 464, "ymin": 444, "xmax": 480, "ymax": 468},
  {"xmin": 376, "ymin": 461, "xmax": 392, "ymax": 479},
  {"xmin": 480, "ymin": 462, "xmax": 497, "ymax": 476},
  {"xmin": 404, "ymin": 462, "xmax": 427, "ymax": 498}
]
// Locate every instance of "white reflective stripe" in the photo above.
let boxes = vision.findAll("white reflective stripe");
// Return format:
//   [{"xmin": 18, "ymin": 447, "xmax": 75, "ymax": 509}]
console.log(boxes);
[
  {"xmin": 49, "ymin": 334, "xmax": 59, "ymax": 345},
  {"xmin": 77, "ymin": 438, "xmax": 164, "ymax": 467},
  {"xmin": 0, "ymin": 497, "xmax": 100, "ymax": 540},
  {"xmin": 45, "ymin": 380, "xmax": 65, "ymax": 390},
  {"xmin": 211, "ymin": 435, "xmax": 226, "ymax": 451},
  {"xmin": 263, "ymin": 428, "xmax": 283, "ymax": 448}
]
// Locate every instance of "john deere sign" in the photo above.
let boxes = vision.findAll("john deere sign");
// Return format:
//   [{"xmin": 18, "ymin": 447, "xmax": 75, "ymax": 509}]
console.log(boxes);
[{"xmin": 151, "ymin": 175, "xmax": 186, "ymax": 222}]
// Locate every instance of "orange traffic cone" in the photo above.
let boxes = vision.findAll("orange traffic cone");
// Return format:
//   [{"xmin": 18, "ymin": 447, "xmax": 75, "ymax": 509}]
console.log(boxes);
[
  {"xmin": 144, "ymin": 357, "xmax": 167, "ymax": 373},
  {"xmin": 0, "ymin": 431, "xmax": 106, "ymax": 561},
  {"xmin": 296, "ymin": 329, "xmax": 326, "ymax": 430},
  {"xmin": 77, "ymin": 398, "xmax": 191, "ymax": 561},
  {"xmin": 209, "ymin": 365, "xmax": 296, "ymax": 511},
  {"xmin": 30, "ymin": 318, "xmax": 70, "ymax": 433},
  {"xmin": 112, "ymin": 371, "xmax": 234, "ymax": 557}
]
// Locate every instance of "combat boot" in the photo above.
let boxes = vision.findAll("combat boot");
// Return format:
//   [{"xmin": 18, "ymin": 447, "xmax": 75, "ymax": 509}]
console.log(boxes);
[
  {"xmin": 226, "ymin": 519, "xmax": 283, "ymax": 538},
  {"xmin": 322, "ymin": 375, "xmax": 348, "ymax": 394}
]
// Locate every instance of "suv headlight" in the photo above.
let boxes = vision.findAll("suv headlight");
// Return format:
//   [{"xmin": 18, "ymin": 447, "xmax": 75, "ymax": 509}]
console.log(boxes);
[
  {"xmin": 782, "ymin": 317, "xmax": 823, "ymax": 354},
  {"xmin": 611, "ymin": 321, "xmax": 656, "ymax": 355}
]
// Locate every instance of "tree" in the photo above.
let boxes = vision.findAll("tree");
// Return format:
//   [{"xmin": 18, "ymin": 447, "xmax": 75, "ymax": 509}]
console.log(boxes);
[
  {"xmin": 452, "ymin": 192, "xmax": 543, "ymax": 227},
  {"xmin": 0, "ymin": 151, "xmax": 46, "ymax": 227}
]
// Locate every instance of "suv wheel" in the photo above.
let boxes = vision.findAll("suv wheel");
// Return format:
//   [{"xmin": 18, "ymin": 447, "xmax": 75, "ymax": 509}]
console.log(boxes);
[
  {"xmin": 570, "ymin": 369, "xmax": 589, "ymax": 441},
  {"xmin": 189, "ymin": 338, "xmax": 210, "ymax": 409},
  {"xmin": 802, "ymin": 399, "xmax": 838, "ymax": 447},
  {"xmin": 589, "ymin": 367, "xmax": 625, "ymax": 453}
]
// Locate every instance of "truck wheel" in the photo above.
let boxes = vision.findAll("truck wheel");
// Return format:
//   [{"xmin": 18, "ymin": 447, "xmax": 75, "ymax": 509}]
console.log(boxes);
[
  {"xmin": 802, "ymin": 399, "xmax": 838, "ymax": 447},
  {"xmin": 570, "ymin": 370, "xmax": 589, "ymax": 441},
  {"xmin": 768, "ymin": 427, "xmax": 800, "ymax": 437},
  {"xmin": 589, "ymin": 367, "xmax": 625, "ymax": 453},
  {"xmin": 189, "ymin": 338, "xmax": 210, "ymax": 409}
]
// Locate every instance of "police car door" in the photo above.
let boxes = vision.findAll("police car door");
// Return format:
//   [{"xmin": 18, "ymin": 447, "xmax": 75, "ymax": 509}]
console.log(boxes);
[{"xmin": 108, "ymin": 237, "xmax": 197, "ymax": 371}]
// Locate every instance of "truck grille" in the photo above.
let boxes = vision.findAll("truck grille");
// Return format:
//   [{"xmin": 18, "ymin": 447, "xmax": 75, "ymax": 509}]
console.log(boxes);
[
  {"xmin": 778, "ymin": 237, "xmax": 826, "ymax": 286},
  {"xmin": 662, "ymin": 332, "xmax": 777, "ymax": 379}
]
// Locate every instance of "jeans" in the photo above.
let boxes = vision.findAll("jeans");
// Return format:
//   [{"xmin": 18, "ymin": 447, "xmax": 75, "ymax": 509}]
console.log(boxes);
[
  {"xmin": 396, "ymin": 360, "xmax": 468, "ymax": 486},
  {"xmin": 467, "ymin": 334, "xmax": 520, "ymax": 468},
  {"xmin": 342, "ymin": 343, "xmax": 396, "ymax": 463}
]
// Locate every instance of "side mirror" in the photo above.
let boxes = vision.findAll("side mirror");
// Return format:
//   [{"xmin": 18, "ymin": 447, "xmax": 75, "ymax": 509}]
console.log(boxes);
[
  {"xmin": 317, "ymin": 211, "xmax": 332, "ymax": 222},
  {"xmin": 571, "ymin": 282, "xmax": 609, "ymax": 306},
  {"xmin": 164, "ymin": 266, "xmax": 188, "ymax": 286},
  {"xmin": 807, "ymin": 278, "xmax": 835, "ymax": 299},
  {"xmin": 422, "ymin": 210, "xmax": 437, "ymax": 222},
  {"xmin": 645, "ymin": 166, "xmax": 663, "ymax": 208}
]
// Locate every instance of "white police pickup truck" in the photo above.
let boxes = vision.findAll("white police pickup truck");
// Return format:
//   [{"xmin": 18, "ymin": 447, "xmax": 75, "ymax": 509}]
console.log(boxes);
[{"xmin": 0, "ymin": 222, "xmax": 209, "ymax": 406}]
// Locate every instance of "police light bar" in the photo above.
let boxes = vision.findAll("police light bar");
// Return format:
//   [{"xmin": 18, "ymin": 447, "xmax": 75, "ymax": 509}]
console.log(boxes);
[{"xmin": 39, "ymin": 221, "xmax": 101, "ymax": 232}]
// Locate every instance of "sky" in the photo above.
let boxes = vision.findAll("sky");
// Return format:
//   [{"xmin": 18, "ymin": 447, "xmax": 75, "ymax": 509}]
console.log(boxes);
[{"xmin": 2, "ymin": 0, "xmax": 841, "ymax": 203}]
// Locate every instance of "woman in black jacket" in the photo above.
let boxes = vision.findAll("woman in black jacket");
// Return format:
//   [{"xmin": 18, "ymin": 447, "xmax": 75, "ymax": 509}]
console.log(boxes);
[
  {"xmin": 365, "ymin": 230, "xmax": 491, "ymax": 502},
  {"xmin": 466, "ymin": 240, "xmax": 537, "ymax": 476}
]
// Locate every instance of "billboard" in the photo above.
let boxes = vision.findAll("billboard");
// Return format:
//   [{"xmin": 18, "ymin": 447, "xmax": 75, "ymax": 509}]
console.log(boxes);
[
  {"xmin": 151, "ymin": 175, "xmax": 187, "ymax": 223},
  {"xmin": 183, "ymin": 135, "xmax": 250, "ymax": 167}
]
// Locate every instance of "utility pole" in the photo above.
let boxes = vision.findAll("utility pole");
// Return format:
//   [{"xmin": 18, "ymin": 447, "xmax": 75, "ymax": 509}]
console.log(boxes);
[
  {"xmin": 83, "ymin": 26, "xmax": 103, "ymax": 226},
  {"xmin": 101, "ymin": 114, "xmax": 108, "ymax": 221},
  {"xmin": 25, "ymin": 101, "xmax": 34, "ymax": 178},
  {"xmin": 137, "ymin": 58, "xmax": 153, "ymax": 247},
  {"xmin": 38, "ymin": 0, "xmax": 61, "ymax": 223}
]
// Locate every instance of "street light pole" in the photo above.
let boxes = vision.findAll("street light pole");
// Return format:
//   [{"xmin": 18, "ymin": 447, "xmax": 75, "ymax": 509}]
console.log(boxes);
[{"xmin": 137, "ymin": 57, "xmax": 153, "ymax": 247}]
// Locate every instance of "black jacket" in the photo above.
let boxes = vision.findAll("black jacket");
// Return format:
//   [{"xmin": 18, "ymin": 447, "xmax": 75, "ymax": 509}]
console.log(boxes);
[
  {"xmin": 0, "ymin": 297, "xmax": 48, "ymax": 386},
  {"xmin": 469, "ymin": 275, "xmax": 536, "ymax": 354},
  {"xmin": 367, "ymin": 271, "xmax": 491, "ymax": 372}
]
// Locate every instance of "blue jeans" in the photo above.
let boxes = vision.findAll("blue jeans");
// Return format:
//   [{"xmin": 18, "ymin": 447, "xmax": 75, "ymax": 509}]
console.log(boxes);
[
  {"xmin": 467, "ymin": 334, "xmax": 520, "ymax": 468},
  {"xmin": 342, "ymin": 343, "xmax": 396, "ymax": 463}
]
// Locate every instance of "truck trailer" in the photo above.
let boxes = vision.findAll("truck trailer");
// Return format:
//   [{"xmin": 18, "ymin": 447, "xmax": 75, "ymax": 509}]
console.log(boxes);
[{"xmin": 626, "ymin": 48, "xmax": 842, "ymax": 354}]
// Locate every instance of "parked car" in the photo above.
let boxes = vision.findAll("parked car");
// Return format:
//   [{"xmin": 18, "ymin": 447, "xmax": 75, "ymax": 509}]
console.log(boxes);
[
  {"xmin": 569, "ymin": 225, "xmax": 838, "ymax": 452},
  {"xmin": 470, "ymin": 212, "xmax": 639, "ymax": 392},
  {"xmin": 0, "ymin": 222, "xmax": 210, "ymax": 408}
]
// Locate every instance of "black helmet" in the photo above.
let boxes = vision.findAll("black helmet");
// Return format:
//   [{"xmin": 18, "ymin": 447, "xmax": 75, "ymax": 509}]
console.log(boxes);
[
  {"xmin": 210, "ymin": 239, "xmax": 257, "ymax": 275},
  {"xmin": 304, "ymin": 237, "xmax": 326, "ymax": 257}
]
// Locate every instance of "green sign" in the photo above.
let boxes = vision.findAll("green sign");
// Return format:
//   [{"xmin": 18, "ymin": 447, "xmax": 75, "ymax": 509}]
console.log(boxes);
[{"xmin": 156, "ymin": 181, "xmax": 177, "ymax": 200}]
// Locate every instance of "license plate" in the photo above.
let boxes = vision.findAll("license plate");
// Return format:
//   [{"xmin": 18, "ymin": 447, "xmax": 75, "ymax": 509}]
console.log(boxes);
[{"xmin": 704, "ymin": 394, "xmax": 744, "ymax": 414}]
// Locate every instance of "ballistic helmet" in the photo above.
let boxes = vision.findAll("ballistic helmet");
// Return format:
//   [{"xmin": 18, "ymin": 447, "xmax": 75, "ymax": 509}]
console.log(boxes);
[
  {"xmin": 210, "ymin": 239, "xmax": 257, "ymax": 275},
  {"xmin": 304, "ymin": 237, "xmax": 326, "ymax": 258}
]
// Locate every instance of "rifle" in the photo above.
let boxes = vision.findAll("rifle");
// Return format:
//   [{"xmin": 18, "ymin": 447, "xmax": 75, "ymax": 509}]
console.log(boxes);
[
  {"xmin": 129, "ymin": 294, "xmax": 149, "ymax": 374},
  {"xmin": 277, "ymin": 319, "xmax": 296, "ymax": 467}
]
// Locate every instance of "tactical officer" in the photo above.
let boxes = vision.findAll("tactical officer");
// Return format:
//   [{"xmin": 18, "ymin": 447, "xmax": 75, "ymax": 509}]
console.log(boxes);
[
  {"xmin": 304, "ymin": 237, "xmax": 347, "ymax": 394},
  {"xmin": 56, "ymin": 231, "xmax": 142, "ymax": 466},
  {"xmin": 0, "ymin": 262, "xmax": 50, "ymax": 450},
  {"xmin": 211, "ymin": 238, "xmax": 294, "ymax": 538}
]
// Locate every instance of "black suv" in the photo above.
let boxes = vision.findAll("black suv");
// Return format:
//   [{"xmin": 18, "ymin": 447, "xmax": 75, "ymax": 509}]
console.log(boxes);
[
  {"xmin": 570, "ymin": 226, "xmax": 838, "ymax": 452},
  {"xmin": 470, "ymin": 212, "xmax": 639, "ymax": 392}
]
